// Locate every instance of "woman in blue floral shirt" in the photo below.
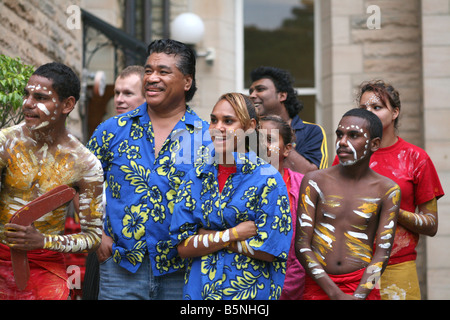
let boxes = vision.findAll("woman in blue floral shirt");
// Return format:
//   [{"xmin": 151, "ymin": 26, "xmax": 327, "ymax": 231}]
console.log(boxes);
[{"xmin": 170, "ymin": 93, "xmax": 292, "ymax": 300}]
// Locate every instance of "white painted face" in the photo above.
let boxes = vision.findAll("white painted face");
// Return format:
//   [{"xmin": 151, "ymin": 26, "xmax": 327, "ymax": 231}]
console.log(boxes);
[
  {"xmin": 22, "ymin": 75, "xmax": 64, "ymax": 131},
  {"xmin": 335, "ymin": 116, "xmax": 371, "ymax": 166}
]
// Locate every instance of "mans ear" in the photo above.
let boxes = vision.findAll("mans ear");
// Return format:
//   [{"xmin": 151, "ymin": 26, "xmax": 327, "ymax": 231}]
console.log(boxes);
[
  {"xmin": 184, "ymin": 75, "xmax": 193, "ymax": 92},
  {"xmin": 370, "ymin": 137, "xmax": 381, "ymax": 153},
  {"xmin": 278, "ymin": 91, "xmax": 287, "ymax": 103},
  {"xmin": 62, "ymin": 96, "xmax": 76, "ymax": 115}
]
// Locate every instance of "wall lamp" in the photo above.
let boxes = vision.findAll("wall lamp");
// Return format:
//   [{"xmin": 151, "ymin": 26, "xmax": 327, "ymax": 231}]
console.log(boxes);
[{"xmin": 170, "ymin": 13, "xmax": 215, "ymax": 65}]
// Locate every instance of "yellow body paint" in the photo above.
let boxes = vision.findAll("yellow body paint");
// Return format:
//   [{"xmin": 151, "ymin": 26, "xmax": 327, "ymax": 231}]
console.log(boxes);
[
  {"xmin": 345, "ymin": 232, "xmax": 372, "ymax": 263},
  {"xmin": 312, "ymin": 224, "xmax": 336, "ymax": 266},
  {"xmin": 231, "ymin": 227, "xmax": 239, "ymax": 239},
  {"xmin": 361, "ymin": 261, "xmax": 383, "ymax": 290},
  {"xmin": 322, "ymin": 195, "xmax": 343, "ymax": 208},
  {"xmin": 184, "ymin": 236, "xmax": 192, "ymax": 247},
  {"xmin": 0, "ymin": 125, "xmax": 104, "ymax": 253}
]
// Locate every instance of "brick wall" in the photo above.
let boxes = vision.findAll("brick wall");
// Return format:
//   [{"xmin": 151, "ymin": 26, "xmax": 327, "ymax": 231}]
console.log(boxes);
[{"xmin": 320, "ymin": 0, "xmax": 423, "ymax": 147}]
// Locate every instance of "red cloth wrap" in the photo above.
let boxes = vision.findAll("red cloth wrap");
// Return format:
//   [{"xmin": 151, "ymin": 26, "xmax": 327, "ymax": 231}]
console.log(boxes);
[
  {"xmin": 0, "ymin": 243, "xmax": 69, "ymax": 300},
  {"xmin": 303, "ymin": 268, "xmax": 380, "ymax": 300}
]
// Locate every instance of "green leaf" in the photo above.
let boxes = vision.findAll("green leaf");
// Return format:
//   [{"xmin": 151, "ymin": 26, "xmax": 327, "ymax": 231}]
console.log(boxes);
[{"xmin": 0, "ymin": 54, "xmax": 34, "ymax": 128}]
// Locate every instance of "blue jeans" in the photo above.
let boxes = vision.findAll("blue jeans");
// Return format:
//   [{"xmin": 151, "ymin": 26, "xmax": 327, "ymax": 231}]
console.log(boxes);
[{"xmin": 98, "ymin": 254, "xmax": 184, "ymax": 300}]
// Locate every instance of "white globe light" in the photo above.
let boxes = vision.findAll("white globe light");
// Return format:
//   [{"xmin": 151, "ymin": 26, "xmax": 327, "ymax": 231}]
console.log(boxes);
[{"xmin": 171, "ymin": 13, "xmax": 205, "ymax": 45}]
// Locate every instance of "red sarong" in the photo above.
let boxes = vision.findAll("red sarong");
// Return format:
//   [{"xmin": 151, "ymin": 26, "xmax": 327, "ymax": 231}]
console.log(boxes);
[
  {"xmin": 0, "ymin": 243, "xmax": 69, "ymax": 300},
  {"xmin": 303, "ymin": 268, "xmax": 380, "ymax": 300}
]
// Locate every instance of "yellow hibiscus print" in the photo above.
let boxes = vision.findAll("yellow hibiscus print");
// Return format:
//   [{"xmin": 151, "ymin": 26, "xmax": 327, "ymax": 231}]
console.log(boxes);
[{"xmin": 122, "ymin": 203, "xmax": 149, "ymax": 240}]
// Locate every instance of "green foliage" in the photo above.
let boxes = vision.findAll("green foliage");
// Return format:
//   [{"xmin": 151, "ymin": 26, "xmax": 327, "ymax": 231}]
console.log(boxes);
[{"xmin": 0, "ymin": 55, "xmax": 35, "ymax": 128}]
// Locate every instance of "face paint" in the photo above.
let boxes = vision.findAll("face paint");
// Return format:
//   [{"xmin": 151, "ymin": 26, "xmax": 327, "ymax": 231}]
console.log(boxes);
[
  {"xmin": 361, "ymin": 93, "xmax": 382, "ymax": 112},
  {"xmin": 36, "ymin": 103, "xmax": 51, "ymax": 115},
  {"xmin": 33, "ymin": 121, "xmax": 50, "ymax": 130},
  {"xmin": 346, "ymin": 140, "xmax": 358, "ymax": 164},
  {"xmin": 336, "ymin": 122, "xmax": 371, "ymax": 166}
]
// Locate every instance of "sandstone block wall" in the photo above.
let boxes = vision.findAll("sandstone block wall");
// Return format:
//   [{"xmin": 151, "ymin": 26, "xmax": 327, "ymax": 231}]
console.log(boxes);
[{"xmin": 0, "ymin": 0, "xmax": 83, "ymax": 138}]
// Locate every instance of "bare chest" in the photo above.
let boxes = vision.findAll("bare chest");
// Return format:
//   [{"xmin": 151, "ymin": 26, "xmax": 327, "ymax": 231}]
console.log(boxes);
[{"xmin": 4, "ymin": 141, "xmax": 78, "ymax": 190}]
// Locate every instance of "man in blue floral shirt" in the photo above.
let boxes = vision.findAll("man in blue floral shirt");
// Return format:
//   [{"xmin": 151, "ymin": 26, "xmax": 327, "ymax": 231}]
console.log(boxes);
[{"xmin": 87, "ymin": 39, "xmax": 211, "ymax": 300}]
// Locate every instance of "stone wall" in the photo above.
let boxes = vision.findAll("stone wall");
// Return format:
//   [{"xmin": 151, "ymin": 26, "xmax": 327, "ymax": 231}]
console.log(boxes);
[
  {"xmin": 0, "ymin": 0, "xmax": 83, "ymax": 138},
  {"xmin": 421, "ymin": 0, "xmax": 450, "ymax": 300},
  {"xmin": 0, "ymin": 0, "xmax": 82, "ymax": 72},
  {"xmin": 320, "ymin": 0, "xmax": 423, "ymax": 148}
]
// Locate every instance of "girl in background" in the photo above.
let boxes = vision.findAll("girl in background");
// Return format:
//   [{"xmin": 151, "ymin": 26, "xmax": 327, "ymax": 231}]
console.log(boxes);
[{"xmin": 259, "ymin": 115, "xmax": 305, "ymax": 300}]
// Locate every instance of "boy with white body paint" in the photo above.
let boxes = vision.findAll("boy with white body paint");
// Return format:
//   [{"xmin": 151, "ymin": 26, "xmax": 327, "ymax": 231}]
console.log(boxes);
[
  {"xmin": 331, "ymin": 80, "xmax": 444, "ymax": 299},
  {"xmin": 0, "ymin": 62, "xmax": 104, "ymax": 299},
  {"xmin": 295, "ymin": 108, "xmax": 400, "ymax": 300}
]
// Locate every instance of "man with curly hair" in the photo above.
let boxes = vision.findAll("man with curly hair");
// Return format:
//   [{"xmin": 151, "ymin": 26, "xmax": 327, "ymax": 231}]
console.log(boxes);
[
  {"xmin": 87, "ymin": 39, "xmax": 211, "ymax": 300},
  {"xmin": 249, "ymin": 66, "xmax": 328, "ymax": 173}
]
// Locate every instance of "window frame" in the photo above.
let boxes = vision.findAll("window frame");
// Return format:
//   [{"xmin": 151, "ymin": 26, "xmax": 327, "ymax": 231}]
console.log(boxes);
[{"xmin": 236, "ymin": 0, "xmax": 321, "ymax": 122}]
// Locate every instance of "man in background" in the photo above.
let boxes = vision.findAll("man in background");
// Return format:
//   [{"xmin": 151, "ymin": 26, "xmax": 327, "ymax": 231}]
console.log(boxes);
[
  {"xmin": 249, "ymin": 66, "xmax": 328, "ymax": 173},
  {"xmin": 113, "ymin": 65, "xmax": 145, "ymax": 115}
]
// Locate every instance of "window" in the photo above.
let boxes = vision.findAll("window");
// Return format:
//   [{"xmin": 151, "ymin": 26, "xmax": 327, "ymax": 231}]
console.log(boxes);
[
  {"xmin": 123, "ymin": 0, "xmax": 170, "ymax": 65},
  {"xmin": 243, "ymin": 0, "xmax": 316, "ymax": 122}
]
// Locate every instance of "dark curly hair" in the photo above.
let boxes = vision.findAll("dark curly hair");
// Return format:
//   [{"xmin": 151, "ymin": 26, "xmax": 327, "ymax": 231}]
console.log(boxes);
[
  {"xmin": 33, "ymin": 62, "xmax": 80, "ymax": 102},
  {"xmin": 250, "ymin": 66, "xmax": 303, "ymax": 118},
  {"xmin": 147, "ymin": 39, "xmax": 197, "ymax": 102}
]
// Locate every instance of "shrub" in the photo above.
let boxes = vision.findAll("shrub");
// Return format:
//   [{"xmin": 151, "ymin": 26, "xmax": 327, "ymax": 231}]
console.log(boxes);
[{"xmin": 0, "ymin": 55, "xmax": 35, "ymax": 128}]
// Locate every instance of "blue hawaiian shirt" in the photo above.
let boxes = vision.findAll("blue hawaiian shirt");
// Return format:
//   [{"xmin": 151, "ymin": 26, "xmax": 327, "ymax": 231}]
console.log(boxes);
[
  {"xmin": 170, "ymin": 151, "xmax": 292, "ymax": 300},
  {"xmin": 87, "ymin": 103, "xmax": 211, "ymax": 274}
]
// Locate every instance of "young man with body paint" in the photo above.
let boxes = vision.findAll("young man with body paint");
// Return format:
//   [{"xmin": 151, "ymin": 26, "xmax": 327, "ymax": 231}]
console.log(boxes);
[
  {"xmin": 331, "ymin": 80, "xmax": 444, "ymax": 300},
  {"xmin": 0, "ymin": 62, "xmax": 104, "ymax": 299},
  {"xmin": 295, "ymin": 108, "xmax": 400, "ymax": 300}
]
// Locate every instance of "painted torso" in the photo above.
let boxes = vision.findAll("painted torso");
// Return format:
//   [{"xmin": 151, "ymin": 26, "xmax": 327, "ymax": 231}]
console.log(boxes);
[{"xmin": 0, "ymin": 124, "xmax": 104, "ymax": 251}]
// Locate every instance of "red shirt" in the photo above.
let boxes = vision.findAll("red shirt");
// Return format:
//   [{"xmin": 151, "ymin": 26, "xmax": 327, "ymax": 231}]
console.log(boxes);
[
  {"xmin": 333, "ymin": 137, "xmax": 444, "ymax": 264},
  {"xmin": 218, "ymin": 165, "xmax": 236, "ymax": 192}
]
